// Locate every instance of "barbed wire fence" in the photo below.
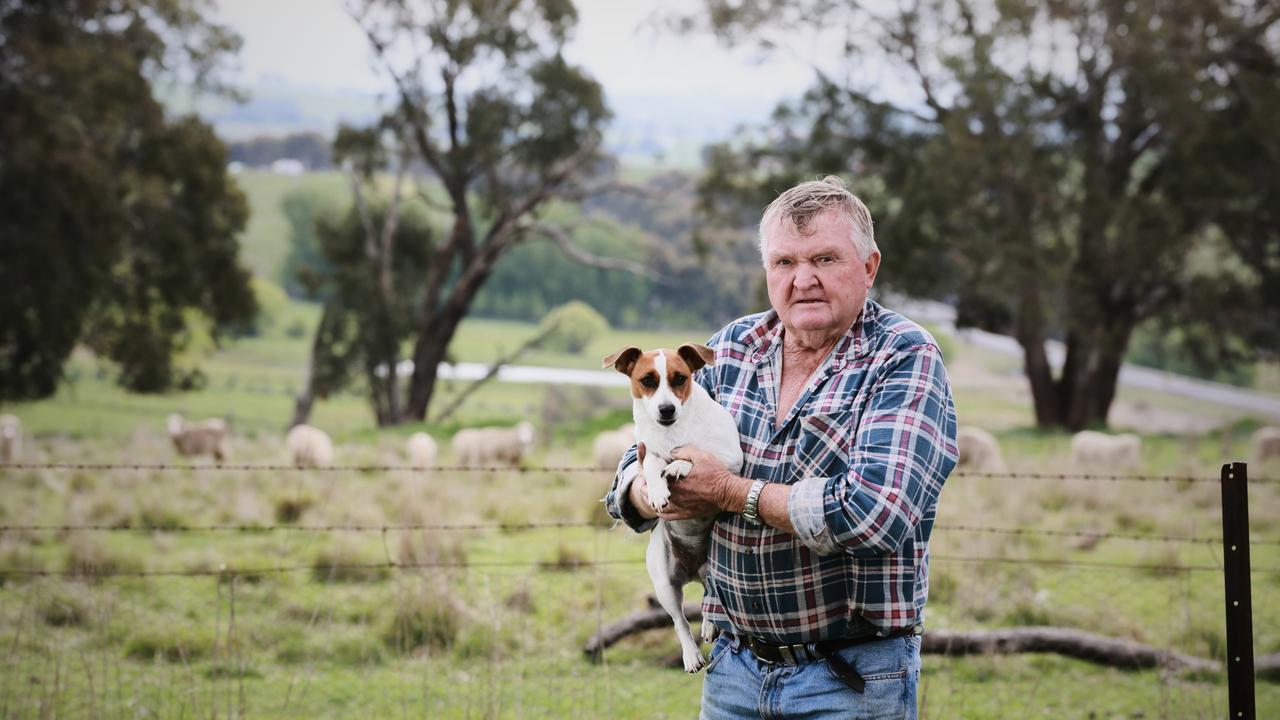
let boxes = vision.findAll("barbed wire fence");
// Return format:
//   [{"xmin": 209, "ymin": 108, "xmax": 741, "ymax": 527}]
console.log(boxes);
[{"xmin": 1, "ymin": 461, "xmax": 1277, "ymax": 718}]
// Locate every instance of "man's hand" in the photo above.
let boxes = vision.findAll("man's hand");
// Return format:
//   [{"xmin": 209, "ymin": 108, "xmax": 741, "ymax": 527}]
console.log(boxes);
[
  {"xmin": 627, "ymin": 442, "xmax": 751, "ymax": 521},
  {"xmin": 660, "ymin": 444, "xmax": 747, "ymax": 520}
]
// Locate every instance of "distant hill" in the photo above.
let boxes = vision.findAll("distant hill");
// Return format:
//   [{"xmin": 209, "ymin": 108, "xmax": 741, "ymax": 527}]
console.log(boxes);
[{"xmin": 164, "ymin": 78, "xmax": 765, "ymax": 168}]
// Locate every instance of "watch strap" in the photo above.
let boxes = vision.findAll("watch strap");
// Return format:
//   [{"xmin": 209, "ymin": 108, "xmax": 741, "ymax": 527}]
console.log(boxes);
[{"xmin": 742, "ymin": 479, "xmax": 766, "ymax": 525}]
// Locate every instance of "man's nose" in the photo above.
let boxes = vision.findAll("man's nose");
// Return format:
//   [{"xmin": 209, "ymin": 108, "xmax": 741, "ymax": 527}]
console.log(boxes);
[
  {"xmin": 793, "ymin": 261, "xmax": 819, "ymax": 288},
  {"xmin": 658, "ymin": 403, "xmax": 676, "ymax": 420}
]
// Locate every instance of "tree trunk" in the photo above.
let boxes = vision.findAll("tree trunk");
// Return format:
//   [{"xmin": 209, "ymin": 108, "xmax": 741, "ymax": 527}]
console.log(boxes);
[
  {"xmin": 404, "ymin": 248, "xmax": 500, "ymax": 420},
  {"xmin": 289, "ymin": 303, "xmax": 338, "ymax": 430},
  {"xmin": 1014, "ymin": 278, "xmax": 1060, "ymax": 428},
  {"xmin": 404, "ymin": 305, "xmax": 468, "ymax": 421}
]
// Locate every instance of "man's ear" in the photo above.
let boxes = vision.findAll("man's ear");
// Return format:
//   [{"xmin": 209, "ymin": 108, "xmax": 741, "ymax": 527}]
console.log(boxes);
[
  {"xmin": 602, "ymin": 346, "xmax": 643, "ymax": 375},
  {"xmin": 677, "ymin": 344, "xmax": 716, "ymax": 372},
  {"xmin": 864, "ymin": 250, "xmax": 881, "ymax": 288}
]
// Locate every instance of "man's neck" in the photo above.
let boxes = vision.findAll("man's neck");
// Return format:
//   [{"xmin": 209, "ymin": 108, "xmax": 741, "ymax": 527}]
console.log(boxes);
[{"xmin": 783, "ymin": 328, "xmax": 841, "ymax": 361}]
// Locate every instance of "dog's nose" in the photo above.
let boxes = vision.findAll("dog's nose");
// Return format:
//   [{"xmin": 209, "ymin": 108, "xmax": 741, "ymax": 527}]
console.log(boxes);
[{"xmin": 658, "ymin": 404, "xmax": 676, "ymax": 420}]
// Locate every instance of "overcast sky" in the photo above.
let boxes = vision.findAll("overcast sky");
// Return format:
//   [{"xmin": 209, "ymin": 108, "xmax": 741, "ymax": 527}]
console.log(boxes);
[{"xmin": 213, "ymin": 0, "xmax": 833, "ymax": 129}]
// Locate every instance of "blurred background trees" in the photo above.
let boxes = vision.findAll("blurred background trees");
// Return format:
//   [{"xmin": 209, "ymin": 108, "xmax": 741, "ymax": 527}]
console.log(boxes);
[
  {"xmin": 693, "ymin": 0, "xmax": 1280, "ymax": 430},
  {"xmin": 0, "ymin": 0, "xmax": 256, "ymax": 398},
  {"xmin": 320, "ymin": 0, "xmax": 616, "ymax": 424}
]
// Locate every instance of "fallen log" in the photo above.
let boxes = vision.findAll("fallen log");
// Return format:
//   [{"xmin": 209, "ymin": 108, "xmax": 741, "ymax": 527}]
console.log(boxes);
[
  {"xmin": 584, "ymin": 603, "xmax": 701, "ymax": 659},
  {"xmin": 1259, "ymin": 653, "xmax": 1280, "ymax": 681},
  {"xmin": 584, "ymin": 609, "xmax": 1223, "ymax": 676},
  {"xmin": 923, "ymin": 627, "xmax": 1220, "ymax": 674}
]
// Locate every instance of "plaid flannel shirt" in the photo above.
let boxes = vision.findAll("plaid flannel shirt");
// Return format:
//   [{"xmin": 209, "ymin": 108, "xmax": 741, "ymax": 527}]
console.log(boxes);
[{"xmin": 605, "ymin": 299, "xmax": 958, "ymax": 644}]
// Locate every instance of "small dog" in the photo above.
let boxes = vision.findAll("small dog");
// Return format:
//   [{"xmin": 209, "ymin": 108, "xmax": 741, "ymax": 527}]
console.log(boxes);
[{"xmin": 603, "ymin": 344, "xmax": 744, "ymax": 672}]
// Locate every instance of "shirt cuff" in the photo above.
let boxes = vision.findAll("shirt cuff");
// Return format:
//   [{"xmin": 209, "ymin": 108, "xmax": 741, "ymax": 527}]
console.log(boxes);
[
  {"xmin": 607, "ymin": 463, "xmax": 657, "ymax": 533},
  {"xmin": 788, "ymin": 476, "xmax": 840, "ymax": 555}
]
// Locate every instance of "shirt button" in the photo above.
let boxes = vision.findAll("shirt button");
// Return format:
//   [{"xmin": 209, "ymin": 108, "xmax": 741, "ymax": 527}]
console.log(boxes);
[
  {"xmin": 751, "ymin": 601, "xmax": 762, "ymax": 611},
  {"xmin": 745, "ymin": 547, "xmax": 754, "ymax": 555}
]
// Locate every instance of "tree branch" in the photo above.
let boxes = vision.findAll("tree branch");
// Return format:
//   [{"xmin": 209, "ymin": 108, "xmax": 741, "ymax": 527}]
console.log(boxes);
[
  {"xmin": 430, "ymin": 321, "xmax": 561, "ymax": 424},
  {"xmin": 524, "ymin": 222, "xmax": 655, "ymax": 278}
]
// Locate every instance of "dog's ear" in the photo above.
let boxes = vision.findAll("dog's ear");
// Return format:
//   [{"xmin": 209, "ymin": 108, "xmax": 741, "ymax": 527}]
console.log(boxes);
[
  {"xmin": 677, "ymin": 344, "xmax": 716, "ymax": 372},
  {"xmin": 602, "ymin": 346, "xmax": 643, "ymax": 375}
]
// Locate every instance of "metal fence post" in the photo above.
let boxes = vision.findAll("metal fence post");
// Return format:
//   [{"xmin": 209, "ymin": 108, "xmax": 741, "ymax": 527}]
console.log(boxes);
[{"xmin": 1221, "ymin": 461, "xmax": 1255, "ymax": 719}]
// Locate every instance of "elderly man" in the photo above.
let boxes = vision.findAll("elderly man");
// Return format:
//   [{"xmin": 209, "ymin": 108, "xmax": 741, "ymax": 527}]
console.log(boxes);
[{"xmin": 605, "ymin": 176, "xmax": 957, "ymax": 719}]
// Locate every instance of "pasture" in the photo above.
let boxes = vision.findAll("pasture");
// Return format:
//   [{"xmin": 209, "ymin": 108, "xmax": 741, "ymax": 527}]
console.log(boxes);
[
  {"xmin": 2, "ymin": 311, "xmax": 1279, "ymax": 718},
  {"xmin": 2, "ymin": 168, "xmax": 1278, "ymax": 717}
]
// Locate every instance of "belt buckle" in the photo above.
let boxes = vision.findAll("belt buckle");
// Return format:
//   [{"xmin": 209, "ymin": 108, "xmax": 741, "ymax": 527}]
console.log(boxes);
[{"xmin": 778, "ymin": 644, "xmax": 799, "ymax": 665}]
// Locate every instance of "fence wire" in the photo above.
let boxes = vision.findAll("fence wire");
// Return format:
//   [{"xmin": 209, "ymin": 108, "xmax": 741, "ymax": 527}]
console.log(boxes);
[{"xmin": 1, "ymin": 461, "xmax": 1277, "ymax": 718}]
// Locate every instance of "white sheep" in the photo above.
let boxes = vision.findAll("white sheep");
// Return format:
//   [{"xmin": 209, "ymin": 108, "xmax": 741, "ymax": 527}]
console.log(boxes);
[
  {"xmin": 406, "ymin": 431, "xmax": 438, "ymax": 470},
  {"xmin": 1070, "ymin": 430, "xmax": 1142, "ymax": 471},
  {"xmin": 286, "ymin": 424, "xmax": 333, "ymax": 468},
  {"xmin": 451, "ymin": 421, "xmax": 535, "ymax": 467},
  {"xmin": 956, "ymin": 426, "xmax": 1005, "ymax": 472},
  {"xmin": 1251, "ymin": 427, "xmax": 1280, "ymax": 466},
  {"xmin": 0, "ymin": 414, "xmax": 21, "ymax": 464},
  {"xmin": 592, "ymin": 423, "xmax": 635, "ymax": 470},
  {"xmin": 166, "ymin": 413, "xmax": 229, "ymax": 464}
]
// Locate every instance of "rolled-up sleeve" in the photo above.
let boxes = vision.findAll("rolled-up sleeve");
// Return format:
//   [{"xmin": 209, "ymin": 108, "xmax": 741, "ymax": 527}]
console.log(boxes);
[
  {"xmin": 788, "ymin": 343, "xmax": 958, "ymax": 557},
  {"xmin": 603, "ymin": 445, "xmax": 657, "ymax": 533}
]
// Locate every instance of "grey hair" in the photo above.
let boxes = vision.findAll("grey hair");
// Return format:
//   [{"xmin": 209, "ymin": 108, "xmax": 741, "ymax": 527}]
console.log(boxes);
[{"xmin": 758, "ymin": 175, "xmax": 877, "ymax": 263}]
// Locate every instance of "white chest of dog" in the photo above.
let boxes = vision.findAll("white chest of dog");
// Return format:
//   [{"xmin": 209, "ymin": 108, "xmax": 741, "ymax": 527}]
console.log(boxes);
[{"xmin": 604, "ymin": 343, "xmax": 744, "ymax": 672}]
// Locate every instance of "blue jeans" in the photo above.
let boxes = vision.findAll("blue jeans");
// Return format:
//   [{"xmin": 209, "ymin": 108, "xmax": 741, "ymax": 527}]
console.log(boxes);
[{"xmin": 699, "ymin": 633, "xmax": 921, "ymax": 719}]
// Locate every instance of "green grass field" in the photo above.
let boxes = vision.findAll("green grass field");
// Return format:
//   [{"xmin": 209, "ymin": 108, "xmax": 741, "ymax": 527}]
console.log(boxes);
[{"xmin": 3, "ymin": 169, "xmax": 1279, "ymax": 717}]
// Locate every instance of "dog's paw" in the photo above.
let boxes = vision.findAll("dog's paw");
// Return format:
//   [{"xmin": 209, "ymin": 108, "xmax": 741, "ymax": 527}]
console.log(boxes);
[
  {"xmin": 701, "ymin": 618, "xmax": 717, "ymax": 644},
  {"xmin": 661, "ymin": 459, "xmax": 693, "ymax": 483},
  {"xmin": 647, "ymin": 484, "xmax": 671, "ymax": 512},
  {"xmin": 682, "ymin": 644, "xmax": 707, "ymax": 673}
]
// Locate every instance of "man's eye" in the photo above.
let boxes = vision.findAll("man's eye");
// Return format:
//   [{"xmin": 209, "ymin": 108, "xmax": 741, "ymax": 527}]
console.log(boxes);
[
  {"xmin": 671, "ymin": 374, "xmax": 687, "ymax": 387},
  {"xmin": 817, "ymin": 256, "xmax": 835, "ymax": 264},
  {"xmin": 773, "ymin": 258, "xmax": 792, "ymax": 267},
  {"xmin": 640, "ymin": 375, "xmax": 658, "ymax": 388}
]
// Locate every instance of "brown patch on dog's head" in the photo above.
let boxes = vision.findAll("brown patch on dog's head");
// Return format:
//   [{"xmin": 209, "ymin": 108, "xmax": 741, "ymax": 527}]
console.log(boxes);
[
  {"xmin": 676, "ymin": 344, "xmax": 715, "ymax": 372},
  {"xmin": 605, "ymin": 346, "xmax": 706, "ymax": 407},
  {"xmin": 602, "ymin": 346, "xmax": 643, "ymax": 375},
  {"xmin": 661, "ymin": 349, "xmax": 697, "ymax": 404}
]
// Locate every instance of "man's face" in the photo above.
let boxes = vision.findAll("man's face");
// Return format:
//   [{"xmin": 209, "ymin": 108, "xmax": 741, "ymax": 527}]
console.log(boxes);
[{"xmin": 764, "ymin": 211, "xmax": 881, "ymax": 340}]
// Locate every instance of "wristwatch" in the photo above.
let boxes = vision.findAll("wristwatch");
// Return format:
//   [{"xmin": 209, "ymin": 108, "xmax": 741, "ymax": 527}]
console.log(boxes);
[{"xmin": 741, "ymin": 479, "xmax": 766, "ymax": 526}]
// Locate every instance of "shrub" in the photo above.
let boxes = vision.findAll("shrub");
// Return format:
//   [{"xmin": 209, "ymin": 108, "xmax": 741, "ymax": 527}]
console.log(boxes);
[
  {"xmin": 38, "ymin": 582, "xmax": 95, "ymax": 627},
  {"xmin": 538, "ymin": 301, "xmax": 608, "ymax": 354},
  {"xmin": 124, "ymin": 625, "xmax": 214, "ymax": 662},
  {"xmin": 310, "ymin": 541, "xmax": 390, "ymax": 584},
  {"xmin": 274, "ymin": 494, "xmax": 315, "ymax": 524},
  {"xmin": 384, "ymin": 583, "xmax": 464, "ymax": 653},
  {"xmin": 538, "ymin": 544, "xmax": 587, "ymax": 572},
  {"xmin": 64, "ymin": 535, "xmax": 144, "ymax": 580}
]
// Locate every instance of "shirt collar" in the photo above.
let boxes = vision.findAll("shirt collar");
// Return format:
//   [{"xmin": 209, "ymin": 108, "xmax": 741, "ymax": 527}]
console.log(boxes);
[{"xmin": 743, "ymin": 299, "xmax": 880, "ymax": 367}]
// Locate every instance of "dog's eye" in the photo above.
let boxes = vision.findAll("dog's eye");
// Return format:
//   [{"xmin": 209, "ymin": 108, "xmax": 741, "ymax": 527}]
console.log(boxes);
[
  {"xmin": 671, "ymin": 373, "xmax": 687, "ymax": 387},
  {"xmin": 640, "ymin": 374, "xmax": 659, "ymax": 389}
]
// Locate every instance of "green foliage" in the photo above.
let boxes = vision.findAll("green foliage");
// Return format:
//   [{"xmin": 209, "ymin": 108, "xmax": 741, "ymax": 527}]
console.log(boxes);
[
  {"xmin": 281, "ymin": 186, "xmax": 346, "ymax": 300},
  {"xmin": 539, "ymin": 301, "xmax": 609, "ymax": 353},
  {"xmin": 243, "ymin": 277, "xmax": 290, "ymax": 337},
  {"xmin": 0, "ymin": 1, "xmax": 255, "ymax": 399},
  {"xmin": 327, "ymin": 0, "xmax": 616, "ymax": 422},
  {"xmin": 693, "ymin": 0, "xmax": 1280, "ymax": 429}
]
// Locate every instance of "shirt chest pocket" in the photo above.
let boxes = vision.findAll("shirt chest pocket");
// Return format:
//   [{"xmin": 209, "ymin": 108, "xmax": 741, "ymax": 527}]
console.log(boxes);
[{"xmin": 794, "ymin": 409, "xmax": 854, "ymax": 480}]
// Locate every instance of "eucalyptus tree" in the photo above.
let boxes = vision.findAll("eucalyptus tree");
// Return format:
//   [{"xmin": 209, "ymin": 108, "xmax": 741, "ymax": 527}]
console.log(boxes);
[
  {"xmin": 332, "ymin": 0, "xmax": 624, "ymax": 423},
  {"xmin": 693, "ymin": 0, "xmax": 1279, "ymax": 429},
  {"xmin": 0, "ymin": 0, "xmax": 256, "ymax": 397}
]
